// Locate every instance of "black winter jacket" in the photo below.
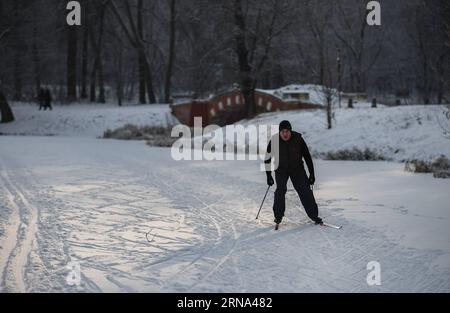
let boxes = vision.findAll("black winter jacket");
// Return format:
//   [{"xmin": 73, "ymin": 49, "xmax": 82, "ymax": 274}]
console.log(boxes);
[{"xmin": 265, "ymin": 131, "xmax": 315, "ymax": 176}]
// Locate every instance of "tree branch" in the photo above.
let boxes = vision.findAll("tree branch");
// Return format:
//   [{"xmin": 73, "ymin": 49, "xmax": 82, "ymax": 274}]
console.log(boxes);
[
  {"xmin": 108, "ymin": 0, "xmax": 137, "ymax": 47},
  {"xmin": 0, "ymin": 28, "xmax": 10, "ymax": 42}
]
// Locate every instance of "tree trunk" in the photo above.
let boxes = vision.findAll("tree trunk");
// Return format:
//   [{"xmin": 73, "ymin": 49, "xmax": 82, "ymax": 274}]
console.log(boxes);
[
  {"xmin": 67, "ymin": 26, "xmax": 78, "ymax": 101},
  {"xmin": 13, "ymin": 1, "xmax": 22, "ymax": 101},
  {"xmin": 233, "ymin": 0, "xmax": 255, "ymax": 118},
  {"xmin": 319, "ymin": 51, "xmax": 324, "ymax": 86},
  {"xmin": 326, "ymin": 96, "xmax": 332, "ymax": 129},
  {"xmin": 97, "ymin": 58, "xmax": 105, "ymax": 103},
  {"xmin": 372, "ymin": 98, "xmax": 377, "ymax": 108},
  {"xmin": 0, "ymin": 91, "xmax": 14, "ymax": 123},
  {"xmin": 109, "ymin": 0, "xmax": 157, "ymax": 104},
  {"xmin": 138, "ymin": 51, "xmax": 146, "ymax": 104},
  {"xmin": 261, "ymin": 66, "xmax": 271, "ymax": 90},
  {"xmin": 437, "ymin": 53, "xmax": 445, "ymax": 104},
  {"xmin": 88, "ymin": 2, "xmax": 106, "ymax": 103},
  {"xmin": 422, "ymin": 56, "xmax": 430, "ymax": 104},
  {"xmin": 80, "ymin": 2, "xmax": 89, "ymax": 99},
  {"xmin": 13, "ymin": 49, "xmax": 22, "ymax": 101},
  {"xmin": 349, "ymin": 64, "xmax": 355, "ymax": 91},
  {"xmin": 144, "ymin": 57, "xmax": 156, "ymax": 103},
  {"xmin": 127, "ymin": 65, "xmax": 136, "ymax": 102},
  {"xmin": 117, "ymin": 45, "xmax": 123, "ymax": 107},
  {"xmin": 137, "ymin": 0, "xmax": 146, "ymax": 104},
  {"xmin": 337, "ymin": 49, "xmax": 342, "ymax": 108},
  {"xmin": 348, "ymin": 98, "xmax": 353, "ymax": 108},
  {"xmin": 164, "ymin": 0, "xmax": 176, "ymax": 103},
  {"xmin": 32, "ymin": 14, "xmax": 41, "ymax": 96},
  {"xmin": 90, "ymin": 55, "xmax": 97, "ymax": 102},
  {"xmin": 97, "ymin": 6, "xmax": 106, "ymax": 103},
  {"xmin": 244, "ymin": 88, "xmax": 256, "ymax": 117}
]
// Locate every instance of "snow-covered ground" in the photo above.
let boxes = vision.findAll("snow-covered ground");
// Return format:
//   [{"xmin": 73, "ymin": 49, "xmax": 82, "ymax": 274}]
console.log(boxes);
[
  {"xmin": 1, "ymin": 136, "xmax": 449, "ymax": 292},
  {"xmin": 0, "ymin": 102, "xmax": 178, "ymax": 137},
  {"xmin": 230, "ymin": 104, "xmax": 450, "ymax": 162},
  {"xmin": 1, "ymin": 102, "xmax": 448, "ymax": 162},
  {"xmin": 0, "ymin": 102, "xmax": 449, "ymax": 292}
]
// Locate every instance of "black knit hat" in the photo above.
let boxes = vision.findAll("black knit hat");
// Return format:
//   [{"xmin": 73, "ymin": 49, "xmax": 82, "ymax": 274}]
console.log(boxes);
[{"xmin": 279, "ymin": 120, "xmax": 292, "ymax": 131}]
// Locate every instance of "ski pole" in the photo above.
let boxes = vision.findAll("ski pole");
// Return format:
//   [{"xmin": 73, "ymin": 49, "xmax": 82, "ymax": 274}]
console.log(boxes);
[{"xmin": 256, "ymin": 186, "xmax": 271, "ymax": 220}]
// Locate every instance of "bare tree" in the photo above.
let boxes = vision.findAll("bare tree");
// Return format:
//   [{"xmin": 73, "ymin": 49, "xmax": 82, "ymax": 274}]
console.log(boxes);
[
  {"xmin": 0, "ymin": 29, "xmax": 9, "ymax": 41},
  {"xmin": 295, "ymin": 0, "xmax": 334, "ymax": 86},
  {"xmin": 232, "ymin": 0, "xmax": 254, "ymax": 116},
  {"xmin": 0, "ymin": 90, "xmax": 14, "ymax": 123},
  {"xmin": 31, "ymin": 3, "xmax": 42, "ymax": 96},
  {"xmin": 67, "ymin": 1, "xmax": 78, "ymax": 101},
  {"xmin": 226, "ymin": 0, "xmax": 296, "ymax": 118},
  {"xmin": 12, "ymin": 1, "xmax": 23, "ymax": 101},
  {"xmin": 88, "ymin": 1, "xmax": 107, "ymax": 103},
  {"xmin": 313, "ymin": 71, "xmax": 338, "ymax": 130},
  {"xmin": 109, "ymin": 0, "xmax": 156, "ymax": 104},
  {"xmin": 67, "ymin": 30, "xmax": 78, "ymax": 101},
  {"xmin": 0, "ymin": 27, "xmax": 14, "ymax": 123},
  {"xmin": 137, "ymin": 0, "xmax": 146, "ymax": 104},
  {"xmin": 399, "ymin": 0, "xmax": 450, "ymax": 104},
  {"xmin": 174, "ymin": 0, "xmax": 231, "ymax": 98},
  {"xmin": 80, "ymin": 0, "xmax": 89, "ymax": 99},
  {"xmin": 0, "ymin": 0, "xmax": 446, "ymax": 111},
  {"xmin": 164, "ymin": 0, "xmax": 177, "ymax": 103},
  {"xmin": 107, "ymin": 18, "xmax": 127, "ymax": 106},
  {"xmin": 334, "ymin": 0, "xmax": 384, "ymax": 92}
]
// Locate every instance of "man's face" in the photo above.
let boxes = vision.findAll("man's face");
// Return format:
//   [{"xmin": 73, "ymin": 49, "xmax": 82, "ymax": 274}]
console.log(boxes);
[{"xmin": 280, "ymin": 129, "xmax": 292, "ymax": 141}]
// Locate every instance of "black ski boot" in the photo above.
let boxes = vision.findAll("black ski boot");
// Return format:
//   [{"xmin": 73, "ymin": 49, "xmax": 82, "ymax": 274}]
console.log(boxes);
[
  {"xmin": 274, "ymin": 218, "xmax": 281, "ymax": 230},
  {"xmin": 314, "ymin": 217, "xmax": 323, "ymax": 225}
]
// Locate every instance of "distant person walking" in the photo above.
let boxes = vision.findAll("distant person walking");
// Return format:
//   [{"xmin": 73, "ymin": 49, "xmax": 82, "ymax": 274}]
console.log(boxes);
[
  {"xmin": 38, "ymin": 88, "xmax": 46, "ymax": 110},
  {"xmin": 43, "ymin": 88, "xmax": 53, "ymax": 111}
]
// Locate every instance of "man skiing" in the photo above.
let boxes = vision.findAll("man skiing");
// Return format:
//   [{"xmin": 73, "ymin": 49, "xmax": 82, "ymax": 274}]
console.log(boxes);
[{"xmin": 265, "ymin": 120, "xmax": 323, "ymax": 230}]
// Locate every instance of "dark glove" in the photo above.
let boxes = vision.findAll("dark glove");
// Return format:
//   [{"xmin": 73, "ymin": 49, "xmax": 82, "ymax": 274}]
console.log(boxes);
[
  {"xmin": 266, "ymin": 172, "xmax": 274, "ymax": 186},
  {"xmin": 308, "ymin": 175, "xmax": 315, "ymax": 185}
]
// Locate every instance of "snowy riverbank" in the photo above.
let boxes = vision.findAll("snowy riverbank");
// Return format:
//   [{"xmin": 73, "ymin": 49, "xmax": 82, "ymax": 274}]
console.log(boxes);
[{"xmin": 1, "ymin": 102, "xmax": 449, "ymax": 163}]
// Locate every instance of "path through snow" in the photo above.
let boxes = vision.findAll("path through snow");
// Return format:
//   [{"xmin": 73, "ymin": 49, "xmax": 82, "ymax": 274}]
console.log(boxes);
[{"xmin": 0, "ymin": 136, "xmax": 449, "ymax": 292}]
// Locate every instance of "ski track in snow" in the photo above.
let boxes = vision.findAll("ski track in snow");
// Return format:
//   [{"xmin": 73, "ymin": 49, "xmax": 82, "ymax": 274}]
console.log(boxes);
[
  {"xmin": 0, "ymin": 158, "xmax": 42, "ymax": 292},
  {"xmin": 0, "ymin": 165, "xmax": 21, "ymax": 290},
  {"xmin": 0, "ymin": 136, "xmax": 449, "ymax": 292}
]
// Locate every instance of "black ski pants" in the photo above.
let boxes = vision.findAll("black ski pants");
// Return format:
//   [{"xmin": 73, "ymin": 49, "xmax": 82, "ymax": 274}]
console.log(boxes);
[{"xmin": 273, "ymin": 168, "xmax": 319, "ymax": 223}]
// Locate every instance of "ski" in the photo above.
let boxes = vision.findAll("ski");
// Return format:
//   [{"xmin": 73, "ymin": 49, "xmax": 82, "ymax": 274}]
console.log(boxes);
[
  {"xmin": 266, "ymin": 220, "xmax": 341, "ymax": 230},
  {"xmin": 321, "ymin": 222, "xmax": 342, "ymax": 229}
]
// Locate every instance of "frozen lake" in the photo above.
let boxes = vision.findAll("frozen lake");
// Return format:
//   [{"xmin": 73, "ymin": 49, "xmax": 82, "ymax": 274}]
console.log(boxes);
[{"xmin": 0, "ymin": 136, "xmax": 449, "ymax": 292}]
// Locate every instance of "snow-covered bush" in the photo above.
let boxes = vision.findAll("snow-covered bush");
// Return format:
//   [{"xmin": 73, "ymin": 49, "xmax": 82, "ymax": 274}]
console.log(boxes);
[
  {"xmin": 145, "ymin": 134, "xmax": 178, "ymax": 147},
  {"xmin": 104, "ymin": 124, "xmax": 142, "ymax": 140},
  {"xmin": 434, "ymin": 170, "xmax": 450, "ymax": 179},
  {"xmin": 323, "ymin": 148, "xmax": 386, "ymax": 161},
  {"xmin": 432, "ymin": 156, "xmax": 450, "ymax": 178},
  {"xmin": 404, "ymin": 160, "xmax": 432, "ymax": 173},
  {"xmin": 103, "ymin": 124, "xmax": 176, "ymax": 147},
  {"xmin": 405, "ymin": 155, "xmax": 450, "ymax": 178}
]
